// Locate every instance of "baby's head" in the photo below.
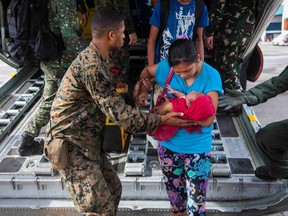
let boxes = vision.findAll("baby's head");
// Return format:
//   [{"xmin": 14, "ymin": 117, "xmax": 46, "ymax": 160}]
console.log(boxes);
[{"xmin": 186, "ymin": 92, "xmax": 203, "ymax": 106}]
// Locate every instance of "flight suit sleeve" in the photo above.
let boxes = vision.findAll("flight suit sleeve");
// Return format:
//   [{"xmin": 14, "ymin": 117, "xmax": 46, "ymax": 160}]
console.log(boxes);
[
  {"xmin": 248, "ymin": 66, "xmax": 288, "ymax": 104},
  {"xmin": 47, "ymin": 0, "xmax": 61, "ymax": 36}
]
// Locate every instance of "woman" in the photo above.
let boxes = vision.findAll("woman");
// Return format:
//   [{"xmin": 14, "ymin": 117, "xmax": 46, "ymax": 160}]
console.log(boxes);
[{"xmin": 134, "ymin": 38, "xmax": 222, "ymax": 216}]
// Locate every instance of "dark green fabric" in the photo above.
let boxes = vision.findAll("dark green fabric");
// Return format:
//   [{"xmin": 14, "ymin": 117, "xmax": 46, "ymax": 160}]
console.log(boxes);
[
  {"xmin": 249, "ymin": 66, "xmax": 288, "ymax": 105},
  {"xmin": 256, "ymin": 119, "xmax": 288, "ymax": 178},
  {"xmin": 250, "ymin": 66, "xmax": 288, "ymax": 177}
]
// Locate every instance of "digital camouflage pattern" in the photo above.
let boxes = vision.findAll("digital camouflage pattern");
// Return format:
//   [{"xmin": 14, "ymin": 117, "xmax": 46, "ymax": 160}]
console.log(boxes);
[
  {"xmin": 62, "ymin": 146, "xmax": 122, "ymax": 216},
  {"xmin": 45, "ymin": 41, "xmax": 160, "ymax": 214},
  {"xmin": 25, "ymin": 0, "xmax": 87, "ymax": 137},
  {"xmin": 206, "ymin": 0, "xmax": 256, "ymax": 90},
  {"xmin": 94, "ymin": 0, "xmax": 136, "ymax": 86}
]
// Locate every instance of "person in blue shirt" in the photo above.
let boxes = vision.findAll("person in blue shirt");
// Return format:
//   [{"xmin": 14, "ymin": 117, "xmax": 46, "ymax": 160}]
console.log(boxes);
[
  {"xmin": 147, "ymin": 0, "xmax": 209, "ymax": 66},
  {"xmin": 134, "ymin": 38, "xmax": 222, "ymax": 216}
]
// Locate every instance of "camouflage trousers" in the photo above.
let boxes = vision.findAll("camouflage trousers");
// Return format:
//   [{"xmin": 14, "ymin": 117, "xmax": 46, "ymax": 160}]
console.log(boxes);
[
  {"xmin": 61, "ymin": 146, "xmax": 122, "ymax": 216},
  {"xmin": 25, "ymin": 60, "xmax": 66, "ymax": 137},
  {"xmin": 207, "ymin": 30, "xmax": 253, "ymax": 90},
  {"xmin": 206, "ymin": 1, "xmax": 256, "ymax": 90}
]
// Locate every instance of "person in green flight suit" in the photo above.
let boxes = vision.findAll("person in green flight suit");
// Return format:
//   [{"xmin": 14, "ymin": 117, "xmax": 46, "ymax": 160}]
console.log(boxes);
[{"xmin": 218, "ymin": 66, "xmax": 288, "ymax": 181}]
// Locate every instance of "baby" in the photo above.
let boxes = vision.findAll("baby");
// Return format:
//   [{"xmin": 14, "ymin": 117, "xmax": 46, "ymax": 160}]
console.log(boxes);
[
  {"xmin": 149, "ymin": 85, "xmax": 215, "ymax": 141},
  {"xmin": 153, "ymin": 85, "xmax": 204, "ymax": 114}
]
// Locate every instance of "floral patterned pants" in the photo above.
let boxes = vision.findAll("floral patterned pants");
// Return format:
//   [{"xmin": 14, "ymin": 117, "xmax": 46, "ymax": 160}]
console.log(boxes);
[{"xmin": 158, "ymin": 144, "xmax": 211, "ymax": 216}]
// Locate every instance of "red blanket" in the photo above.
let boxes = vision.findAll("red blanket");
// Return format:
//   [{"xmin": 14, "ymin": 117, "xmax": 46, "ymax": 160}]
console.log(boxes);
[{"xmin": 149, "ymin": 95, "xmax": 215, "ymax": 141}]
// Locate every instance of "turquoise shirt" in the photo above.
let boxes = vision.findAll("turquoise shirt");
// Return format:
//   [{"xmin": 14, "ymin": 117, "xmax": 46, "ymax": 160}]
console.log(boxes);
[{"xmin": 155, "ymin": 59, "xmax": 222, "ymax": 154}]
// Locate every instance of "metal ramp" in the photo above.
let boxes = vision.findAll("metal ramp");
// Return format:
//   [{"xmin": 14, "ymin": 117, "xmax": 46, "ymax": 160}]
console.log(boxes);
[
  {"xmin": 0, "ymin": 74, "xmax": 44, "ymax": 141},
  {"xmin": 210, "ymin": 120, "xmax": 231, "ymax": 177},
  {"xmin": 124, "ymin": 132, "xmax": 147, "ymax": 176},
  {"xmin": 1, "ymin": 79, "xmax": 288, "ymax": 214},
  {"xmin": 124, "ymin": 94, "xmax": 151, "ymax": 177}
]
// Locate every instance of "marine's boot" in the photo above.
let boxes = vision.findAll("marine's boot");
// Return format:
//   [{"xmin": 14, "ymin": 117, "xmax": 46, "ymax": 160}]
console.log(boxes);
[{"xmin": 18, "ymin": 132, "xmax": 44, "ymax": 156}]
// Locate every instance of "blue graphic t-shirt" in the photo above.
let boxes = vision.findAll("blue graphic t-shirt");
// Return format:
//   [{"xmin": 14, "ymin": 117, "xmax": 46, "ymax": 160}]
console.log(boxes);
[
  {"xmin": 155, "ymin": 60, "xmax": 222, "ymax": 154},
  {"xmin": 150, "ymin": 0, "xmax": 209, "ymax": 62}
]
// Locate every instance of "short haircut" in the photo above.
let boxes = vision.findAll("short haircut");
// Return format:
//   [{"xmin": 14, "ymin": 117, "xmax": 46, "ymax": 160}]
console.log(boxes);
[
  {"xmin": 91, "ymin": 8, "xmax": 123, "ymax": 38},
  {"xmin": 168, "ymin": 39, "xmax": 199, "ymax": 67}
]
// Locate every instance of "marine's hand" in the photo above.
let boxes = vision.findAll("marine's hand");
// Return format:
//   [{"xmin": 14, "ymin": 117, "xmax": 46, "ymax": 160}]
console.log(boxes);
[
  {"xmin": 218, "ymin": 89, "xmax": 246, "ymax": 111},
  {"xmin": 160, "ymin": 112, "xmax": 194, "ymax": 127}
]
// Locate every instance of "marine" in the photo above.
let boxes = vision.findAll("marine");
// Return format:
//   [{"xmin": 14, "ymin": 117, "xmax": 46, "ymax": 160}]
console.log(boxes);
[{"xmin": 44, "ymin": 8, "xmax": 192, "ymax": 215}]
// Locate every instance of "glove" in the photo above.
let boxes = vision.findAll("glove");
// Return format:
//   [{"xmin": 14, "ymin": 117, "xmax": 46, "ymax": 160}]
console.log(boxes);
[{"xmin": 218, "ymin": 88, "xmax": 258, "ymax": 112}]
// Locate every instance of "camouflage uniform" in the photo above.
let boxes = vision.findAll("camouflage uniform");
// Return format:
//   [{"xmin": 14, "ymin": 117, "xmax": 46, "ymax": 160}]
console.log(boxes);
[
  {"xmin": 94, "ymin": 0, "xmax": 136, "ymax": 86},
  {"xmin": 25, "ymin": 0, "xmax": 87, "ymax": 137},
  {"xmin": 45, "ymin": 42, "xmax": 160, "ymax": 215},
  {"xmin": 205, "ymin": 0, "xmax": 256, "ymax": 90}
]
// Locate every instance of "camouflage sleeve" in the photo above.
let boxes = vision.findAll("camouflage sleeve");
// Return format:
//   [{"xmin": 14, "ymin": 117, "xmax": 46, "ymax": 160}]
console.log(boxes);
[
  {"xmin": 112, "ymin": 0, "xmax": 136, "ymax": 34},
  {"xmin": 53, "ymin": 0, "xmax": 86, "ymax": 68},
  {"xmin": 81, "ymin": 63, "xmax": 160, "ymax": 134},
  {"xmin": 47, "ymin": 0, "xmax": 61, "ymax": 36},
  {"xmin": 205, "ymin": 0, "xmax": 226, "ymax": 37}
]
